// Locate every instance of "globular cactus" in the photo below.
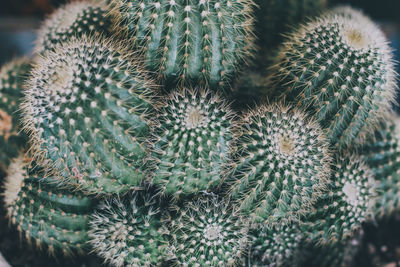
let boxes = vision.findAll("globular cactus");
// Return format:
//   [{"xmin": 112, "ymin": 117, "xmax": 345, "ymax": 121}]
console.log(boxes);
[
  {"xmin": 167, "ymin": 197, "xmax": 249, "ymax": 266},
  {"xmin": 268, "ymin": 7, "xmax": 396, "ymax": 149},
  {"xmin": 149, "ymin": 88, "xmax": 235, "ymax": 197},
  {"xmin": 3, "ymin": 155, "xmax": 95, "ymax": 255},
  {"xmin": 303, "ymin": 156, "xmax": 375, "ymax": 244},
  {"xmin": 0, "ymin": 58, "xmax": 31, "ymax": 172},
  {"xmin": 248, "ymin": 223, "xmax": 302, "ymax": 267},
  {"xmin": 88, "ymin": 191, "xmax": 169, "ymax": 267},
  {"xmin": 35, "ymin": 0, "xmax": 112, "ymax": 53},
  {"xmin": 227, "ymin": 104, "xmax": 331, "ymax": 226},
  {"xmin": 109, "ymin": 0, "xmax": 256, "ymax": 91},
  {"xmin": 22, "ymin": 36, "xmax": 157, "ymax": 195}
]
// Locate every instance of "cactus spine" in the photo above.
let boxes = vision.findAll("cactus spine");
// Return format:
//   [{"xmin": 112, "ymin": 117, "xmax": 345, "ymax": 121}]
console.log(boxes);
[
  {"xmin": 227, "ymin": 104, "xmax": 331, "ymax": 226},
  {"xmin": 268, "ymin": 7, "xmax": 396, "ymax": 148},
  {"xmin": 23, "ymin": 36, "xmax": 157, "ymax": 195},
  {"xmin": 109, "ymin": 0, "xmax": 256, "ymax": 91}
]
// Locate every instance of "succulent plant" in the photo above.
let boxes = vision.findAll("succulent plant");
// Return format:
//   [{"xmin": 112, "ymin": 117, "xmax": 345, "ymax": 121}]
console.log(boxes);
[
  {"xmin": 109, "ymin": 0, "xmax": 256, "ymax": 91},
  {"xmin": 149, "ymin": 88, "xmax": 235, "ymax": 197},
  {"xmin": 268, "ymin": 7, "xmax": 396, "ymax": 149},
  {"xmin": 303, "ymin": 155, "xmax": 375, "ymax": 245},
  {"xmin": 35, "ymin": 0, "xmax": 112, "ymax": 54},
  {"xmin": 167, "ymin": 196, "xmax": 249, "ymax": 266},
  {"xmin": 3, "ymin": 155, "xmax": 95, "ymax": 255},
  {"xmin": 88, "ymin": 191, "xmax": 169, "ymax": 267},
  {"xmin": 22, "ymin": 36, "xmax": 157, "ymax": 195},
  {"xmin": 0, "ymin": 58, "xmax": 31, "ymax": 172},
  {"xmin": 227, "ymin": 103, "xmax": 331, "ymax": 226}
]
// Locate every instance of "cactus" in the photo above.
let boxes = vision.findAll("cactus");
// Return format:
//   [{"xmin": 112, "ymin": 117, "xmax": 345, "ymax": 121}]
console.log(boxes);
[
  {"xmin": 35, "ymin": 0, "xmax": 112, "ymax": 54},
  {"xmin": 0, "ymin": 58, "xmax": 31, "ymax": 171},
  {"xmin": 268, "ymin": 7, "xmax": 396, "ymax": 149},
  {"xmin": 248, "ymin": 223, "xmax": 302, "ymax": 267},
  {"xmin": 22, "ymin": 36, "xmax": 157, "ymax": 195},
  {"xmin": 88, "ymin": 191, "xmax": 169, "ymax": 267},
  {"xmin": 303, "ymin": 156, "xmax": 375, "ymax": 244},
  {"xmin": 167, "ymin": 196, "xmax": 249, "ymax": 266},
  {"xmin": 226, "ymin": 103, "xmax": 331, "ymax": 226},
  {"xmin": 149, "ymin": 88, "xmax": 235, "ymax": 197},
  {"xmin": 3, "ymin": 155, "xmax": 95, "ymax": 255},
  {"xmin": 109, "ymin": 0, "xmax": 256, "ymax": 91}
]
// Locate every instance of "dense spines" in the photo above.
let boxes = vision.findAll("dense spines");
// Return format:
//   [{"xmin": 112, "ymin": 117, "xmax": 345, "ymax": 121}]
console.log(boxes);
[
  {"xmin": 110, "ymin": 0, "xmax": 256, "ymax": 91},
  {"xmin": 149, "ymin": 88, "xmax": 236, "ymax": 197},
  {"xmin": 227, "ymin": 104, "xmax": 331, "ymax": 226},
  {"xmin": 35, "ymin": 0, "xmax": 112, "ymax": 54},
  {"xmin": 268, "ymin": 7, "xmax": 396, "ymax": 149},
  {"xmin": 0, "ymin": 58, "xmax": 31, "ymax": 171},
  {"xmin": 88, "ymin": 192, "xmax": 169, "ymax": 267},
  {"xmin": 23, "ymin": 36, "xmax": 157, "ymax": 195},
  {"xmin": 303, "ymin": 156, "xmax": 375, "ymax": 244},
  {"xmin": 168, "ymin": 197, "xmax": 249, "ymax": 266},
  {"xmin": 3, "ymin": 156, "xmax": 95, "ymax": 255}
]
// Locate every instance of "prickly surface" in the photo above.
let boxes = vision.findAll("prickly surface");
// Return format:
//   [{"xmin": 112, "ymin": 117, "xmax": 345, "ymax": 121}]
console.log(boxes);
[
  {"xmin": 227, "ymin": 104, "xmax": 331, "ymax": 226},
  {"xmin": 88, "ymin": 192, "xmax": 169, "ymax": 267},
  {"xmin": 168, "ymin": 197, "xmax": 249, "ymax": 266},
  {"xmin": 149, "ymin": 88, "xmax": 235, "ymax": 197},
  {"xmin": 35, "ymin": 0, "xmax": 112, "ymax": 53},
  {"xmin": 3, "ymin": 156, "xmax": 95, "ymax": 255},
  {"xmin": 23, "ymin": 36, "xmax": 156, "ymax": 195},
  {"xmin": 110, "ymin": 0, "xmax": 256, "ymax": 91},
  {"xmin": 0, "ymin": 58, "xmax": 31, "ymax": 171},
  {"xmin": 269, "ymin": 7, "xmax": 396, "ymax": 148},
  {"xmin": 303, "ymin": 156, "xmax": 375, "ymax": 244}
]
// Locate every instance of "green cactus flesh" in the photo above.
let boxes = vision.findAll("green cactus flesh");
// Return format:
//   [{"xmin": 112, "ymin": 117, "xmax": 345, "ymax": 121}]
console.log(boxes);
[
  {"xmin": 303, "ymin": 156, "xmax": 375, "ymax": 244},
  {"xmin": 0, "ymin": 58, "xmax": 31, "ymax": 171},
  {"xmin": 3, "ymin": 156, "xmax": 95, "ymax": 255},
  {"xmin": 149, "ymin": 88, "xmax": 235, "ymax": 197},
  {"xmin": 23, "ymin": 36, "xmax": 156, "ymax": 195},
  {"xmin": 168, "ymin": 197, "xmax": 248, "ymax": 266},
  {"xmin": 35, "ymin": 0, "xmax": 112, "ymax": 54},
  {"xmin": 227, "ymin": 104, "xmax": 331, "ymax": 226},
  {"xmin": 269, "ymin": 7, "xmax": 396, "ymax": 148},
  {"xmin": 88, "ymin": 192, "xmax": 168, "ymax": 267},
  {"xmin": 110, "ymin": 0, "xmax": 255, "ymax": 91}
]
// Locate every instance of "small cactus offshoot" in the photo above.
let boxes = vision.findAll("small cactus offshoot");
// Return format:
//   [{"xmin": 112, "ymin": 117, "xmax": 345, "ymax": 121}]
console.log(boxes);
[
  {"xmin": 23, "ymin": 36, "xmax": 157, "ymax": 195},
  {"xmin": 227, "ymin": 103, "xmax": 331, "ymax": 226}
]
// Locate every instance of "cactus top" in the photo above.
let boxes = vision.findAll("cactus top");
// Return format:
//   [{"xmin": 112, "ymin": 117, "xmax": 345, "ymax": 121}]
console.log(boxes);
[
  {"xmin": 109, "ymin": 0, "xmax": 256, "ymax": 91},
  {"xmin": 35, "ymin": 0, "xmax": 112, "ymax": 53},
  {"xmin": 23, "ymin": 36, "xmax": 157, "ymax": 195},
  {"xmin": 227, "ymin": 104, "xmax": 331, "ymax": 226},
  {"xmin": 270, "ymin": 7, "xmax": 396, "ymax": 148}
]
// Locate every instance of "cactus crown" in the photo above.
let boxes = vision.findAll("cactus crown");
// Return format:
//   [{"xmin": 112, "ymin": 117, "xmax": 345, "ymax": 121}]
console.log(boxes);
[{"xmin": 23, "ymin": 35, "xmax": 157, "ymax": 195}]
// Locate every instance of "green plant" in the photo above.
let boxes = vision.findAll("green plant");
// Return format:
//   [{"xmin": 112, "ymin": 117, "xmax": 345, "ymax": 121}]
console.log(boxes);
[
  {"xmin": 268, "ymin": 7, "xmax": 396, "ymax": 149},
  {"xmin": 3, "ymin": 155, "xmax": 95, "ymax": 255},
  {"xmin": 0, "ymin": 58, "xmax": 31, "ymax": 172},
  {"xmin": 22, "ymin": 36, "xmax": 157, "ymax": 195},
  {"xmin": 149, "ymin": 88, "xmax": 235, "ymax": 197},
  {"xmin": 109, "ymin": 0, "xmax": 256, "ymax": 91},
  {"xmin": 227, "ymin": 103, "xmax": 331, "ymax": 226}
]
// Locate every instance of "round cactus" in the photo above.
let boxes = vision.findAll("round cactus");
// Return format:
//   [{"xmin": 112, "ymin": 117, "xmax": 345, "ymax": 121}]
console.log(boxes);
[
  {"xmin": 88, "ymin": 191, "xmax": 169, "ymax": 267},
  {"xmin": 248, "ymin": 223, "xmax": 302, "ymax": 267},
  {"xmin": 22, "ymin": 36, "xmax": 157, "ymax": 195},
  {"xmin": 167, "ymin": 197, "xmax": 249, "ymax": 266},
  {"xmin": 109, "ymin": 0, "xmax": 256, "ymax": 91},
  {"xmin": 35, "ymin": 0, "xmax": 112, "ymax": 53},
  {"xmin": 268, "ymin": 7, "xmax": 396, "ymax": 149},
  {"xmin": 303, "ymin": 156, "xmax": 375, "ymax": 244},
  {"xmin": 226, "ymin": 104, "xmax": 331, "ymax": 226},
  {"xmin": 3, "ymin": 155, "xmax": 96, "ymax": 255},
  {"xmin": 0, "ymin": 58, "xmax": 31, "ymax": 171},
  {"xmin": 149, "ymin": 88, "xmax": 236, "ymax": 197}
]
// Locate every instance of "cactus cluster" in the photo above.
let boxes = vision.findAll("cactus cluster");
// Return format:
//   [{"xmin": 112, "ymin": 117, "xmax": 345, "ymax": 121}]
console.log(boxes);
[{"xmin": 1, "ymin": 0, "xmax": 400, "ymax": 266}]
